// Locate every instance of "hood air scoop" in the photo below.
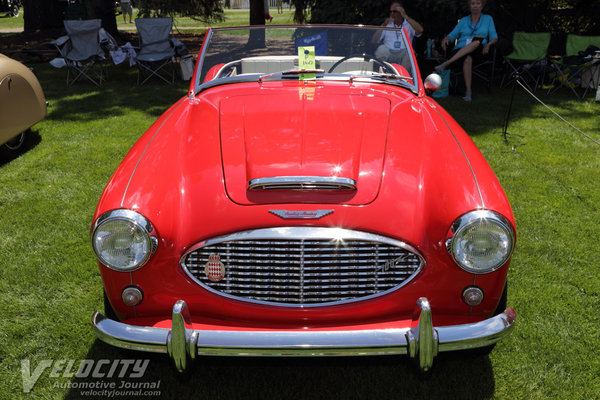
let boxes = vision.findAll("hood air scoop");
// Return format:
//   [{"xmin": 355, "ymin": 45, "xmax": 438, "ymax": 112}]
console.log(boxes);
[{"xmin": 248, "ymin": 176, "xmax": 357, "ymax": 191}]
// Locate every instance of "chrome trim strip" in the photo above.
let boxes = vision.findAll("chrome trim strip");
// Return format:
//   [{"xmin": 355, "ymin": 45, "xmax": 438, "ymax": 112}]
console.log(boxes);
[
  {"xmin": 91, "ymin": 300, "xmax": 516, "ymax": 373},
  {"xmin": 92, "ymin": 209, "xmax": 154, "ymax": 235},
  {"xmin": 269, "ymin": 209, "xmax": 334, "ymax": 219},
  {"xmin": 193, "ymin": 27, "xmax": 213, "ymax": 93},
  {"xmin": 248, "ymin": 176, "xmax": 357, "ymax": 191},
  {"xmin": 179, "ymin": 227, "xmax": 425, "ymax": 308},
  {"xmin": 182, "ymin": 227, "xmax": 422, "ymax": 258}
]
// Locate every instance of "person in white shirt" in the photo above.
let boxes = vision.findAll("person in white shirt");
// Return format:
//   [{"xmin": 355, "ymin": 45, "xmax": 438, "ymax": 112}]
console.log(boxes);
[{"xmin": 372, "ymin": 2, "xmax": 424, "ymax": 70}]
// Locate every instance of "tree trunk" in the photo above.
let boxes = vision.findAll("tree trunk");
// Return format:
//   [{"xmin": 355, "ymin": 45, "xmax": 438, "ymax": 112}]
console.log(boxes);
[
  {"xmin": 23, "ymin": 0, "xmax": 67, "ymax": 32},
  {"xmin": 247, "ymin": 0, "xmax": 266, "ymax": 48},
  {"xmin": 249, "ymin": 0, "xmax": 266, "ymax": 25},
  {"xmin": 23, "ymin": 0, "xmax": 117, "ymax": 36},
  {"xmin": 84, "ymin": 0, "xmax": 118, "ymax": 37}
]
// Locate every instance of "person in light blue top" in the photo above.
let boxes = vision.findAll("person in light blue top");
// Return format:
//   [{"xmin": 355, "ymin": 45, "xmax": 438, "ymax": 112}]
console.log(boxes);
[{"xmin": 435, "ymin": 0, "xmax": 498, "ymax": 101}]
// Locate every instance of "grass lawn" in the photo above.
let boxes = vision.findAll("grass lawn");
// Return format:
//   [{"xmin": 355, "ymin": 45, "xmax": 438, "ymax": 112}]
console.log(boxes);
[
  {"xmin": 0, "ymin": 12, "xmax": 23, "ymax": 29},
  {"xmin": 0, "ymin": 59, "xmax": 599, "ymax": 398}
]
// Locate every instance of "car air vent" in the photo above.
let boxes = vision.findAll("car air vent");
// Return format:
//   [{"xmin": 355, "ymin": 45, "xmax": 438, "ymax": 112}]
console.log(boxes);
[
  {"xmin": 180, "ymin": 227, "xmax": 424, "ymax": 307},
  {"xmin": 248, "ymin": 176, "xmax": 356, "ymax": 191}
]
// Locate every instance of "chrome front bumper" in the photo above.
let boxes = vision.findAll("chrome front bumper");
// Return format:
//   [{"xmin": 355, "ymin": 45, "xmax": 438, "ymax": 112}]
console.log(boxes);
[{"xmin": 91, "ymin": 298, "xmax": 516, "ymax": 373}]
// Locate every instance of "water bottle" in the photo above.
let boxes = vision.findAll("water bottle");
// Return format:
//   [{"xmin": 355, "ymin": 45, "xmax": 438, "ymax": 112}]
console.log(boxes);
[{"xmin": 426, "ymin": 39, "xmax": 433, "ymax": 58}]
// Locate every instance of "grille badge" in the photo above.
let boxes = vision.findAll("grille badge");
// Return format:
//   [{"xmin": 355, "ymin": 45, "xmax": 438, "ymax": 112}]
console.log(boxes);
[
  {"xmin": 379, "ymin": 254, "xmax": 414, "ymax": 272},
  {"xmin": 269, "ymin": 210, "xmax": 334, "ymax": 219},
  {"xmin": 204, "ymin": 254, "xmax": 225, "ymax": 282}
]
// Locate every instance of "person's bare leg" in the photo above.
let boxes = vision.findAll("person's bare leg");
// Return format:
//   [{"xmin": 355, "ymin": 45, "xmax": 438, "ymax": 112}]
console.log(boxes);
[
  {"xmin": 463, "ymin": 55, "xmax": 473, "ymax": 100},
  {"xmin": 436, "ymin": 41, "xmax": 480, "ymax": 72},
  {"xmin": 445, "ymin": 41, "xmax": 479, "ymax": 67}
]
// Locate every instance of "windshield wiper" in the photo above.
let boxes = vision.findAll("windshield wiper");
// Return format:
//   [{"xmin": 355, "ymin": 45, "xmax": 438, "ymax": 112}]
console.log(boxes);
[
  {"xmin": 258, "ymin": 69, "xmax": 325, "ymax": 82},
  {"xmin": 362, "ymin": 73, "xmax": 412, "ymax": 81}
]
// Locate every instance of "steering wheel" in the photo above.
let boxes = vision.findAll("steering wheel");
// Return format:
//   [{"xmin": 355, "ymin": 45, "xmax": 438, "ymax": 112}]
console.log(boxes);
[{"xmin": 327, "ymin": 53, "xmax": 394, "ymax": 74}]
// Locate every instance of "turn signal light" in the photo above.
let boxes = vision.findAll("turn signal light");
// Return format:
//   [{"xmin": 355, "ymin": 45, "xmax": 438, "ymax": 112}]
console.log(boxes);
[
  {"xmin": 122, "ymin": 286, "xmax": 143, "ymax": 307},
  {"xmin": 462, "ymin": 286, "xmax": 484, "ymax": 306}
]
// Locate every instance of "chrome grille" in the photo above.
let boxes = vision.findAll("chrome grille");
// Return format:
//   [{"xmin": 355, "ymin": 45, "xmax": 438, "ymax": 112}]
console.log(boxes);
[{"xmin": 180, "ymin": 228, "xmax": 424, "ymax": 307}]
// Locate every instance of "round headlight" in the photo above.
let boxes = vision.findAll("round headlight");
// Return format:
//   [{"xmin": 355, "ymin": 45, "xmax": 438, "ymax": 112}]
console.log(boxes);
[
  {"xmin": 92, "ymin": 210, "xmax": 155, "ymax": 271},
  {"xmin": 450, "ymin": 210, "xmax": 514, "ymax": 274}
]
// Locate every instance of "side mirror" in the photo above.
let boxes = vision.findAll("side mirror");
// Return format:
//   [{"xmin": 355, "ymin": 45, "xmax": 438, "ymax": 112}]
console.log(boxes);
[{"xmin": 424, "ymin": 73, "xmax": 442, "ymax": 95}]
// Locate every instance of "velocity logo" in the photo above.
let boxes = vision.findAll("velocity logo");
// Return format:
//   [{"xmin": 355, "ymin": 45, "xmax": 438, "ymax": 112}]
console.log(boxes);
[{"xmin": 21, "ymin": 359, "xmax": 149, "ymax": 393}]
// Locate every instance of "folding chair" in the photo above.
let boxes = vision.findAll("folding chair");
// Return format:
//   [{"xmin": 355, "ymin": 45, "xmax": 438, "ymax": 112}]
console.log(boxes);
[
  {"xmin": 50, "ymin": 19, "xmax": 107, "ymax": 86},
  {"xmin": 135, "ymin": 18, "xmax": 177, "ymax": 85},
  {"xmin": 547, "ymin": 34, "xmax": 600, "ymax": 99},
  {"xmin": 295, "ymin": 31, "xmax": 328, "ymax": 56},
  {"xmin": 501, "ymin": 32, "xmax": 551, "ymax": 92}
]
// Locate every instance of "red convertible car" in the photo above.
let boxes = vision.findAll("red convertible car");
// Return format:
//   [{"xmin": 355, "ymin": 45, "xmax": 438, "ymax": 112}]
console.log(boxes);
[{"xmin": 91, "ymin": 25, "xmax": 516, "ymax": 373}]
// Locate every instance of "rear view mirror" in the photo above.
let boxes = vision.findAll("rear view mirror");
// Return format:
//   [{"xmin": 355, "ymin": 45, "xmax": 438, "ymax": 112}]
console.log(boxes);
[{"xmin": 424, "ymin": 73, "xmax": 442, "ymax": 95}]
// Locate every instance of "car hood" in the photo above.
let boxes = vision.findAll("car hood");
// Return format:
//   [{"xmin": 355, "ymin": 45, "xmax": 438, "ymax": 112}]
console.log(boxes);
[
  {"xmin": 220, "ymin": 91, "xmax": 390, "ymax": 205},
  {"xmin": 105, "ymin": 83, "xmax": 508, "ymax": 249}
]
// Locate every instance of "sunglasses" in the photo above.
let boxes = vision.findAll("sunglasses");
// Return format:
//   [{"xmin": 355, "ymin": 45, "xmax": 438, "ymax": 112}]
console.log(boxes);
[{"xmin": 390, "ymin": 10, "xmax": 399, "ymax": 13}]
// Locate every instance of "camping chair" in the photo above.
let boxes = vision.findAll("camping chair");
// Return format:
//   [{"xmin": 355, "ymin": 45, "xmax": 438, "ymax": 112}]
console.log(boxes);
[
  {"xmin": 295, "ymin": 31, "xmax": 328, "ymax": 56},
  {"xmin": 547, "ymin": 34, "xmax": 600, "ymax": 99},
  {"xmin": 135, "ymin": 18, "xmax": 177, "ymax": 85},
  {"xmin": 450, "ymin": 44, "xmax": 497, "ymax": 93},
  {"xmin": 501, "ymin": 32, "xmax": 551, "ymax": 92},
  {"xmin": 50, "ymin": 19, "xmax": 107, "ymax": 86}
]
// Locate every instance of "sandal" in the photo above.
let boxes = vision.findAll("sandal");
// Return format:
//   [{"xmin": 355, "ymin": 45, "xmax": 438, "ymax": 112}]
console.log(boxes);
[
  {"xmin": 462, "ymin": 91, "xmax": 472, "ymax": 102},
  {"xmin": 434, "ymin": 61, "xmax": 448, "ymax": 74}
]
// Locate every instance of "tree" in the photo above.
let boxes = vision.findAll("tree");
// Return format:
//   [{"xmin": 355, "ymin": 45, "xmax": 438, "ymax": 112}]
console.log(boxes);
[
  {"xmin": 84, "ymin": 0, "xmax": 118, "ymax": 37},
  {"xmin": 136, "ymin": 0, "xmax": 224, "ymax": 22},
  {"xmin": 247, "ymin": 0, "xmax": 266, "ymax": 48},
  {"xmin": 249, "ymin": 0, "xmax": 266, "ymax": 25},
  {"xmin": 23, "ymin": 0, "xmax": 68, "ymax": 32},
  {"xmin": 291, "ymin": 0, "xmax": 600, "ymax": 40},
  {"xmin": 291, "ymin": 0, "xmax": 600, "ymax": 58},
  {"xmin": 292, "ymin": 0, "xmax": 388, "ymax": 26},
  {"xmin": 23, "ymin": 0, "xmax": 117, "ymax": 36},
  {"xmin": 23, "ymin": 0, "xmax": 225, "ymax": 35}
]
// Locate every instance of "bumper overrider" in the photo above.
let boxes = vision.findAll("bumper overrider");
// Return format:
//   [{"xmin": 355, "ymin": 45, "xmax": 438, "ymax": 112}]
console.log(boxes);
[{"xmin": 91, "ymin": 298, "xmax": 516, "ymax": 373}]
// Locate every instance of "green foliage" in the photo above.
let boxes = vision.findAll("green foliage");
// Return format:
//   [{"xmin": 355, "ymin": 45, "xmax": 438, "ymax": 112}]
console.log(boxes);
[
  {"xmin": 136, "ymin": 0, "xmax": 224, "ymax": 22},
  {"xmin": 292, "ymin": 0, "xmax": 387, "ymax": 25},
  {"xmin": 489, "ymin": 0, "xmax": 600, "ymax": 38},
  {"xmin": 293, "ymin": 0, "xmax": 600, "ymax": 40}
]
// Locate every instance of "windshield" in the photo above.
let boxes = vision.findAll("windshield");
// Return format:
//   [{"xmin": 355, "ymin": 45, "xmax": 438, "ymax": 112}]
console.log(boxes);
[{"xmin": 193, "ymin": 25, "xmax": 420, "ymax": 95}]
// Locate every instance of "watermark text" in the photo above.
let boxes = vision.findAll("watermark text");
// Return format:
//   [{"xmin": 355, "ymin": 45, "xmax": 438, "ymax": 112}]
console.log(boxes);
[{"xmin": 21, "ymin": 359, "xmax": 152, "ymax": 394}]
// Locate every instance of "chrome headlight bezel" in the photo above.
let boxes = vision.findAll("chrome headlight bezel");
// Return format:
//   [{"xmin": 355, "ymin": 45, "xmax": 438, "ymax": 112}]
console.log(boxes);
[
  {"xmin": 91, "ymin": 209, "xmax": 157, "ymax": 272},
  {"xmin": 448, "ymin": 210, "xmax": 515, "ymax": 274}
]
